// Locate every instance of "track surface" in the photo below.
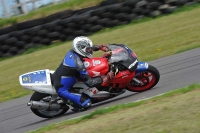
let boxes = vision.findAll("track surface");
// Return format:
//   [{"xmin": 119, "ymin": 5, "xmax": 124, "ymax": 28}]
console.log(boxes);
[{"xmin": 0, "ymin": 48, "xmax": 200, "ymax": 133}]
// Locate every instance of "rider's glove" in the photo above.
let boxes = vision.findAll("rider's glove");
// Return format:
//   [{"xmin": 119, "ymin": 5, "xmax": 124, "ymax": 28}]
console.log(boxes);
[
  {"xmin": 110, "ymin": 64, "xmax": 119, "ymax": 76},
  {"xmin": 98, "ymin": 44, "xmax": 110, "ymax": 52},
  {"xmin": 102, "ymin": 71, "xmax": 115, "ymax": 83},
  {"xmin": 102, "ymin": 51, "xmax": 112, "ymax": 58},
  {"xmin": 101, "ymin": 64, "xmax": 119, "ymax": 83}
]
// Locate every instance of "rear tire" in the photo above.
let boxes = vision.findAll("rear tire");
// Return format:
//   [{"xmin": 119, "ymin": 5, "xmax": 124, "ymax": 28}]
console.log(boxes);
[
  {"xmin": 30, "ymin": 92, "xmax": 68, "ymax": 118},
  {"xmin": 126, "ymin": 65, "xmax": 160, "ymax": 92}
]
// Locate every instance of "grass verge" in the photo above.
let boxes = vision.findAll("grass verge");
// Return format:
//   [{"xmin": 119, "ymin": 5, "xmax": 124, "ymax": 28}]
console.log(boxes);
[
  {"xmin": 28, "ymin": 83, "xmax": 200, "ymax": 133},
  {"xmin": 0, "ymin": 0, "xmax": 102, "ymax": 28},
  {"xmin": 0, "ymin": 4, "xmax": 200, "ymax": 103}
]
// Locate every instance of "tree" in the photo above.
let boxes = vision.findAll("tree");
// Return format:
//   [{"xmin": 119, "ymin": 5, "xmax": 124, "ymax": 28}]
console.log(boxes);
[{"xmin": 15, "ymin": 0, "xmax": 23, "ymax": 14}]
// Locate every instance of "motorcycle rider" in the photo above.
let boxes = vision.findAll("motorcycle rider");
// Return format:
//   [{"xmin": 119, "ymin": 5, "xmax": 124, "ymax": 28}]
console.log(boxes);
[{"xmin": 52, "ymin": 36, "xmax": 116, "ymax": 111}]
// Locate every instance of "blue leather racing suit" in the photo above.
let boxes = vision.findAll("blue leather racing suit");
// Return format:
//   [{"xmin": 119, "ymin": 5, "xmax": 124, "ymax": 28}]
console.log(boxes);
[{"xmin": 52, "ymin": 49, "xmax": 102, "ymax": 107}]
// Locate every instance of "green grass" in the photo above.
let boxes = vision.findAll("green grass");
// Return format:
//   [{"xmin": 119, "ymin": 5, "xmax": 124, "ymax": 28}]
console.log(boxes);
[
  {"xmin": 0, "ymin": 4, "xmax": 200, "ymax": 103},
  {"xmin": 0, "ymin": 0, "xmax": 102, "ymax": 28},
  {"xmin": 28, "ymin": 83, "xmax": 200, "ymax": 133}
]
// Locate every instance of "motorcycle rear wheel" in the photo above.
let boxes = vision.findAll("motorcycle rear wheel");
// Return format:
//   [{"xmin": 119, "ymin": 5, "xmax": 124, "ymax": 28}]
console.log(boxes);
[
  {"xmin": 126, "ymin": 65, "xmax": 160, "ymax": 92},
  {"xmin": 30, "ymin": 92, "xmax": 68, "ymax": 118}
]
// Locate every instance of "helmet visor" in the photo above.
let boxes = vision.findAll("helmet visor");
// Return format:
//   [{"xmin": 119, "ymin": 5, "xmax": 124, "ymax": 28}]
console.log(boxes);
[{"xmin": 86, "ymin": 47, "xmax": 93, "ymax": 55}]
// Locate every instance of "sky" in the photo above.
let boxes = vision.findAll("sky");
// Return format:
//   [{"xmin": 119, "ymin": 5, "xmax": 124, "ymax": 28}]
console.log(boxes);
[{"xmin": 0, "ymin": 0, "xmax": 63, "ymax": 18}]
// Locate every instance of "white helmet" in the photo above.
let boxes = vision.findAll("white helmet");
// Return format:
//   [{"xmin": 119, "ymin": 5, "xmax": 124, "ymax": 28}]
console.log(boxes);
[{"xmin": 72, "ymin": 36, "xmax": 93, "ymax": 58}]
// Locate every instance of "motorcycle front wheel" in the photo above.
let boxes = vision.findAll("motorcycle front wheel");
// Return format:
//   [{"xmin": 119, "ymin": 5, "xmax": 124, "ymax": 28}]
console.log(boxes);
[
  {"xmin": 30, "ymin": 92, "xmax": 68, "ymax": 118},
  {"xmin": 126, "ymin": 65, "xmax": 160, "ymax": 92}
]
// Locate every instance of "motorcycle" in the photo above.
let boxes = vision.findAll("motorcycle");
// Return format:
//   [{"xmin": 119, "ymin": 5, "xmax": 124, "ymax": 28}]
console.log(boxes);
[{"xmin": 19, "ymin": 44, "xmax": 160, "ymax": 118}]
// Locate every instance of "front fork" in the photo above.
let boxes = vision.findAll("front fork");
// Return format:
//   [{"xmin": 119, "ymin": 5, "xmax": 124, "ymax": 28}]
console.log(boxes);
[{"xmin": 133, "ymin": 62, "xmax": 149, "ymax": 85}]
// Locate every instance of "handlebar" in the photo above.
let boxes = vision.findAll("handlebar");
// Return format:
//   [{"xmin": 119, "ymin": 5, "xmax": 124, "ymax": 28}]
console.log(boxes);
[{"xmin": 102, "ymin": 50, "xmax": 112, "ymax": 58}]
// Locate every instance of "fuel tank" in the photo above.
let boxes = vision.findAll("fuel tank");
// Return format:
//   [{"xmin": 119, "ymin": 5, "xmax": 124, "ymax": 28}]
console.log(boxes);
[{"xmin": 83, "ymin": 58, "xmax": 109, "ymax": 77}]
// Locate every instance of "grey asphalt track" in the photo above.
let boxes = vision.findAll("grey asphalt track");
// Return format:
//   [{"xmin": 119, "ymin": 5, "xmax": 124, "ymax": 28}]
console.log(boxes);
[{"xmin": 0, "ymin": 48, "xmax": 200, "ymax": 133}]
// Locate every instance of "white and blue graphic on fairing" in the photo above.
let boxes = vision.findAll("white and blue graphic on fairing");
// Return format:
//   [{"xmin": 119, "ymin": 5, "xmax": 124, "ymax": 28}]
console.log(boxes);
[
  {"xmin": 19, "ymin": 69, "xmax": 57, "ymax": 94},
  {"xmin": 136, "ymin": 62, "xmax": 149, "ymax": 74},
  {"xmin": 21, "ymin": 70, "xmax": 47, "ymax": 84}
]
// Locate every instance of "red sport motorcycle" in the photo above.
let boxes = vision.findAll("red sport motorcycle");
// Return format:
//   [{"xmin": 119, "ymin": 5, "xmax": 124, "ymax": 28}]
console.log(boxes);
[{"xmin": 19, "ymin": 44, "xmax": 160, "ymax": 118}]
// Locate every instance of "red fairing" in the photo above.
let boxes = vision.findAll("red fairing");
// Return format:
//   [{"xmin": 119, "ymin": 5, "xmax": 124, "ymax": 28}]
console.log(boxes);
[
  {"xmin": 101, "ymin": 70, "xmax": 135, "ymax": 88},
  {"xmin": 83, "ymin": 58, "xmax": 109, "ymax": 77}
]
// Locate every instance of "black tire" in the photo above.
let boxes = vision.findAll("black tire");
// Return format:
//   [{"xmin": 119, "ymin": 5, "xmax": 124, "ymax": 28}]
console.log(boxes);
[
  {"xmin": 58, "ymin": 9, "xmax": 73, "ymax": 19},
  {"xmin": 82, "ymin": 24, "xmax": 93, "ymax": 31},
  {"xmin": 45, "ymin": 13, "xmax": 60, "ymax": 23},
  {"xmin": 101, "ymin": 12, "xmax": 114, "ymax": 18},
  {"xmin": 8, "ymin": 47, "xmax": 18, "ymax": 53},
  {"xmin": 0, "ymin": 25, "xmax": 17, "ymax": 35},
  {"xmin": 127, "ymin": 13, "xmax": 138, "ymax": 21},
  {"xmin": 176, "ymin": 0, "xmax": 189, "ymax": 7},
  {"xmin": 100, "ymin": 0, "xmax": 120, "ymax": 6},
  {"xmin": 149, "ymin": 10, "xmax": 161, "ymax": 18},
  {"xmin": 73, "ymin": 13, "xmax": 91, "ymax": 22},
  {"xmin": 162, "ymin": 6, "xmax": 177, "ymax": 14},
  {"xmin": 24, "ymin": 26, "xmax": 42, "ymax": 35},
  {"xmin": 89, "ymin": 25, "xmax": 103, "ymax": 32},
  {"xmin": 24, "ymin": 43, "xmax": 34, "ymax": 50},
  {"xmin": 58, "ymin": 17, "xmax": 73, "ymax": 27},
  {"xmin": 119, "ymin": 6, "xmax": 132, "ymax": 13},
  {"xmin": 2, "ymin": 52, "xmax": 13, "ymax": 57},
  {"xmin": 66, "ymin": 22, "xmax": 77, "ymax": 28},
  {"xmin": 106, "ymin": 19, "xmax": 119, "ymax": 27},
  {"xmin": 5, "ymin": 37, "xmax": 18, "ymax": 45},
  {"xmin": 73, "ymin": 30, "xmax": 86, "ymax": 36},
  {"xmin": 118, "ymin": 21, "xmax": 129, "ymax": 25},
  {"xmin": 158, "ymin": 4, "xmax": 170, "ymax": 10},
  {"xmin": 136, "ymin": 0, "xmax": 148, "ymax": 8},
  {"xmin": 141, "ymin": 9, "xmax": 151, "ymax": 16},
  {"xmin": 105, "ymin": 3, "xmax": 123, "ymax": 12},
  {"xmin": 47, "ymin": 32, "xmax": 60, "ymax": 39},
  {"xmin": 132, "ymin": 7, "xmax": 143, "ymax": 15},
  {"xmin": 43, "ymin": 21, "xmax": 58, "ymax": 29},
  {"xmin": 115, "ymin": 13, "xmax": 130, "ymax": 21},
  {"xmin": 67, "ymin": 36, "xmax": 75, "ymax": 40},
  {"xmin": 74, "ymin": 6, "xmax": 97, "ymax": 15},
  {"xmin": 59, "ymin": 34, "xmax": 67, "ymax": 41},
  {"xmin": 20, "ymin": 35, "xmax": 31, "ymax": 42},
  {"xmin": 91, "ymin": 7, "xmax": 106, "ymax": 16},
  {"xmin": 10, "ymin": 31, "xmax": 24, "ymax": 38},
  {"xmin": 126, "ymin": 65, "xmax": 160, "ymax": 92},
  {"xmin": 37, "ymin": 29, "xmax": 48, "ymax": 36},
  {"xmin": 97, "ymin": 18, "xmax": 111, "ymax": 25},
  {"xmin": 30, "ymin": 92, "xmax": 68, "ymax": 118},
  {"xmin": 147, "ymin": 2, "xmax": 162, "ymax": 10},
  {"xmin": 63, "ymin": 28, "xmax": 73, "ymax": 34},
  {"xmin": 17, "ymin": 49, "xmax": 25, "ymax": 54},
  {"xmin": 17, "ymin": 18, "xmax": 44, "ymax": 30},
  {"xmin": 87, "ymin": 16, "xmax": 100, "ymax": 24},
  {"xmin": 165, "ymin": 0, "xmax": 178, "ymax": 6},
  {"xmin": 185, "ymin": 2, "xmax": 197, "ymax": 6},
  {"xmin": 32, "ymin": 36, "xmax": 42, "ymax": 43},
  {"xmin": 0, "ymin": 34, "xmax": 9, "ymax": 42},
  {"xmin": 54, "ymin": 26, "xmax": 64, "ymax": 32},
  {"xmin": 0, "ymin": 45, "xmax": 10, "ymax": 52},
  {"xmin": 45, "ymin": 10, "xmax": 73, "ymax": 22},
  {"xmin": 0, "ymin": 51, "xmax": 3, "ymax": 57},
  {"xmin": 123, "ymin": 0, "xmax": 139, "ymax": 7},
  {"xmin": 40, "ymin": 38, "xmax": 51, "ymax": 45},
  {"xmin": 16, "ymin": 41, "xmax": 26, "ymax": 47}
]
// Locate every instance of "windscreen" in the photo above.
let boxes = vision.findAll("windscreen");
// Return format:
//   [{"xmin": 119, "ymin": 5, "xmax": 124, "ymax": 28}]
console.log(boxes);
[{"xmin": 109, "ymin": 45, "xmax": 129, "ymax": 63}]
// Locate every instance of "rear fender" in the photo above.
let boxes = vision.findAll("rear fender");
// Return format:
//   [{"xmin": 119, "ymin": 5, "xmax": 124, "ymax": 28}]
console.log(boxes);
[
  {"xmin": 136, "ymin": 62, "xmax": 149, "ymax": 74},
  {"xmin": 19, "ymin": 69, "xmax": 57, "ymax": 94}
]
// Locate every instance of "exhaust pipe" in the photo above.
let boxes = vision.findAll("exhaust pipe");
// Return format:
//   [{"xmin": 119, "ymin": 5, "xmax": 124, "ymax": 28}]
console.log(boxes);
[{"xmin": 27, "ymin": 101, "xmax": 62, "ymax": 111}]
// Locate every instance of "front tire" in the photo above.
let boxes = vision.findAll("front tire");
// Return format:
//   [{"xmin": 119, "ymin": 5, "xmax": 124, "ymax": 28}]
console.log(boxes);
[
  {"xmin": 126, "ymin": 65, "xmax": 160, "ymax": 92},
  {"xmin": 30, "ymin": 92, "xmax": 68, "ymax": 118}
]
